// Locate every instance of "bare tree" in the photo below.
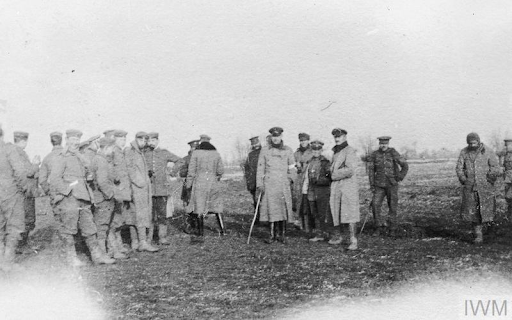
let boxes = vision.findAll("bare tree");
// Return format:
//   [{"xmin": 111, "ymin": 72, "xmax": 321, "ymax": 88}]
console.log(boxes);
[
  {"xmin": 233, "ymin": 138, "xmax": 251, "ymax": 171},
  {"xmin": 488, "ymin": 129, "xmax": 510, "ymax": 152},
  {"xmin": 357, "ymin": 134, "xmax": 375, "ymax": 174}
]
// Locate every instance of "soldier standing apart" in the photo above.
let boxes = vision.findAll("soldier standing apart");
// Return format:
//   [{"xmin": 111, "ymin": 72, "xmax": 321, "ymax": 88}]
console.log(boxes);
[
  {"xmin": 257, "ymin": 127, "xmax": 295, "ymax": 244},
  {"xmin": 456, "ymin": 132, "xmax": 501, "ymax": 244},
  {"xmin": 49, "ymin": 129, "xmax": 115, "ymax": 266},
  {"xmin": 303, "ymin": 140, "xmax": 332, "ymax": 242},
  {"xmin": 368, "ymin": 136, "xmax": 409, "ymax": 236},
  {"xmin": 112, "ymin": 130, "xmax": 134, "ymax": 252},
  {"xmin": 176, "ymin": 139, "xmax": 199, "ymax": 233},
  {"xmin": 12, "ymin": 131, "xmax": 41, "ymax": 252},
  {"xmin": 499, "ymin": 138, "xmax": 512, "ymax": 218},
  {"xmin": 125, "ymin": 132, "xmax": 158, "ymax": 252},
  {"xmin": 144, "ymin": 132, "xmax": 181, "ymax": 245},
  {"xmin": 244, "ymin": 136, "xmax": 262, "ymax": 223},
  {"xmin": 294, "ymin": 133, "xmax": 313, "ymax": 230},
  {"xmin": 186, "ymin": 135, "xmax": 225, "ymax": 236},
  {"xmin": 0, "ymin": 127, "xmax": 28, "ymax": 271},
  {"xmin": 91, "ymin": 137, "xmax": 128, "ymax": 259}
]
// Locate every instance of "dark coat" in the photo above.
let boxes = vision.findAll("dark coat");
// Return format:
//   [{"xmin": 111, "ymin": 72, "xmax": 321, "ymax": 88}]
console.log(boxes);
[
  {"xmin": 13, "ymin": 145, "xmax": 40, "ymax": 198},
  {"xmin": 125, "ymin": 141, "xmax": 152, "ymax": 227},
  {"xmin": 293, "ymin": 146, "xmax": 313, "ymax": 214},
  {"xmin": 39, "ymin": 146, "xmax": 63, "ymax": 195},
  {"xmin": 91, "ymin": 153, "xmax": 115, "ymax": 204},
  {"xmin": 244, "ymin": 147, "xmax": 261, "ymax": 192},
  {"xmin": 112, "ymin": 146, "xmax": 132, "ymax": 201},
  {"xmin": 144, "ymin": 147, "xmax": 181, "ymax": 197},
  {"xmin": 368, "ymin": 148, "xmax": 408, "ymax": 188},
  {"xmin": 0, "ymin": 140, "xmax": 28, "ymax": 201}
]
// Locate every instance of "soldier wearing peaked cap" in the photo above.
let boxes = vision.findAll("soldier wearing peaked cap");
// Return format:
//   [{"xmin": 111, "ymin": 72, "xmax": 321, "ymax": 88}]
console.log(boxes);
[
  {"xmin": 456, "ymin": 132, "xmax": 501, "ymax": 244},
  {"xmin": 144, "ymin": 132, "xmax": 182, "ymax": 245},
  {"xmin": 294, "ymin": 132, "xmax": 314, "ymax": 231},
  {"xmin": 368, "ymin": 136, "xmax": 409, "ymax": 237},
  {"xmin": 257, "ymin": 127, "xmax": 295, "ymax": 244},
  {"xmin": 103, "ymin": 130, "xmax": 115, "ymax": 139},
  {"xmin": 199, "ymin": 134, "xmax": 211, "ymax": 143},
  {"xmin": 11, "ymin": 131, "xmax": 41, "ymax": 253},
  {"xmin": 244, "ymin": 136, "xmax": 262, "ymax": 223},
  {"xmin": 500, "ymin": 138, "xmax": 512, "ymax": 218}
]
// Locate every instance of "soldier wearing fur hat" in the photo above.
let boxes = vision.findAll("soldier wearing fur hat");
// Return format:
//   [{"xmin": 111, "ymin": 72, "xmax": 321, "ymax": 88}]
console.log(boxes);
[
  {"xmin": 257, "ymin": 127, "xmax": 295, "ymax": 243},
  {"xmin": 500, "ymin": 138, "xmax": 512, "ymax": 218},
  {"xmin": 328, "ymin": 128, "xmax": 360, "ymax": 250},
  {"xmin": 456, "ymin": 132, "xmax": 501, "ymax": 244},
  {"xmin": 368, "ymin": 136, "xmax": 409, "ymax": 236},
  {"xmin": 144, "ymin": 132, "xmax": 182, "ymax": 245},
  {"xmin": 49, "ymin": 129, "xmax": 115, "ymax": 266},
  {"xmin": 294, "ymin": 132, "xmax": 314, "ymax": 231},
  {"xmin": 11, "ymin": 131, "xmax": 41, "ymax": 253},
  {"xmin": 244, "ymin": 136, "xmax": 262, "ymax": 222}
]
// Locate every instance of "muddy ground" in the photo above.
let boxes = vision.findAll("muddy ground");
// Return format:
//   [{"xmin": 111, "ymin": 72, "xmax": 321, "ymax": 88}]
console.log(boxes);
[{"xmin": 8, "ymin": 161, "xmax": 512, "ymax": 319}]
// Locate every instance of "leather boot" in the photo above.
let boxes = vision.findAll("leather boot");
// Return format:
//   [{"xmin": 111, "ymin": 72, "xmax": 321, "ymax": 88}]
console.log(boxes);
[
  {"xmin": 130, "ymin": 227, "xmax": 139, "ymax": 250},
  {"xmin": 148, "ymin": 223, "xmax": 155, "ymax": 245},
  {"xmin": 348, "ymin": 223, "xmax": 358, "ymax": 250},
  {"xmin": 108, "ymin": 232, "xmax": 128, "ymax": 259},
  {"xmin": 115, "ymin": 230, "xmax": 129, "ymax": 253},
  {"xmin": 137, "ymin": 226, "xmax": 159, "ymax": 252},
  {"xmin": 474, "ymin": 224, "xmax": 483, "ymax": 244},
  {"xmin": 62, "ymin": 234, "xmax": 86, "ymax": 268},
  {"xmin": 278, "ymin": 221, "xmax": 286, "ymax": 244},
  {"xmin": 265, "ymin": 222, "xmax": 275, "ymax": 244},
  {"xmin": 86, "ymin": 236, "xmax": 115, "ymax": 265},
  {"xmin": 215, "ymin": 213, "xmax": 226, "ymax": 235},
  {"xmin": 199, "ymin": 215, "xmax": 204, "ymax": 237},
  {"xmin": 158, "ymin": 224, "xmax": 170, "ymax": 245}
]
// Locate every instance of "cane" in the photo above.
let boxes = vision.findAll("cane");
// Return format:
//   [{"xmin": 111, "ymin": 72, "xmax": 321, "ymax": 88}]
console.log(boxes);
[
  {"xmin": 359, "ymin": 200, "xmax": 372, "ymax": 236},
  {"xmin": 247, "ymin": 192, "xmax": 263, "ymax": 245}
]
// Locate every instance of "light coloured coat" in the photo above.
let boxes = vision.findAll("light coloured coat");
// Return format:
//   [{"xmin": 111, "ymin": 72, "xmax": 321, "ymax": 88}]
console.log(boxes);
[{"xmin": 125, "ymin": 141, "xmax": 152, "ymax": 228}]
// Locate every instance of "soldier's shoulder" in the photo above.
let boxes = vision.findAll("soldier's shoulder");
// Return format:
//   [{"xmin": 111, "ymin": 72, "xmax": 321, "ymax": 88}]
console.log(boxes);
[{"xmin": 283, "ymin": 145, "xmax": 293, "ymax": 152}]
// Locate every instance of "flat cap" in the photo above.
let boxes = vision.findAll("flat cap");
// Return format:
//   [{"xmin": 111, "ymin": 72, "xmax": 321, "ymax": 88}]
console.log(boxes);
[
  {"xmin": 200, "ymin": 134, "xmax": 211, "ymax": 141},
  {"xmin": 310, "ymin": 139, "xmax": 324, "ymax": 150},
  {"xmin": 269, "ymin": 127, "xmax": 283, "ymax": 137},
  {"xmin": 113, "ymin": 130, "xmax": 127, "ymax": 138},
  {"xmin": 50, "ymin": 131, "xmax": 63, "ymax": 138},
  {"xmin": 187, "ymin": 139, "xmax": 200, "ymax": 146},
  {"xmin": 377, "ymin": 136, "xmax": 392, "ymax": 142},
  {"xmin": 135, "ymin": 131, "xmax": 148, "ymax": 138},
  {"xmin": 103, "ymin": 129, "xmax": 115, "ymax": 138},
  {"xmin": 298, "ymin": 133, "xmax": 310, "ymax": 141},
  {"xmin": 99, "ymin": 137, "xmax": 115, "ymax": 148},
  {"xmin": 147, "ymin": 132, "xmax": 159, "ymax": 139},
  {"xmin": 331, "ymin": 128, "xmax": 347, "ymax": 137},
  {"xmin": 13, "ymin": 131, "xmax": 29, "ymax": 139},
  {"xmin": 249, "ymin": 136, "xmax": 260, "ymax": 143},
  {"xmin": 66, "ymin": 129, "xmax": 83, "ymax": 138}
]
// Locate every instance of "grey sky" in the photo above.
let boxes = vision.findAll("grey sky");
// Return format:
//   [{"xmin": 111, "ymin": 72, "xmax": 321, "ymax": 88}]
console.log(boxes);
[{"xmin": 1, "ymin": 0, "xmax": 512, "ymax": 159}]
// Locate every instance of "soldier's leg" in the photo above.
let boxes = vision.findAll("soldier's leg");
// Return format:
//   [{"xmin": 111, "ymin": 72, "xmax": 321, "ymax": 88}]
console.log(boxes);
[
  {"xmin": 94, "ymin": 200, "xmax": 115, "ymax": 255},
  {"xmin": 154, "ymin": 196, "xmax": 169, "ymax": 245},
  {"xmin": 78, "ymin": 201, "xmax": 115, "ymax": 265},
  {"xmin": 54, "ymin": 197, "xmax": 84, "ymax": 267},
  {"xmin": 308, "ymin": 200, "xmax": 321, "ymax": 240},
  {"xmin": 387, "ymin": 185, "xmax": 399, "ymax": 227},
  {"xmin": 300, "ymin": 195, "xmax": 311, "ymax": 233},
  {"xmin": 505, "ymin": 184, "xmax": 512, "ymax": 218},
  {"xmin": 108, "ymin": 202, "xmax": 128, "ymax": 259},
  {"xmin": 372, "ymin": 186, "xmax": 386, "ymax": 230},
  {"xmin": 265, "ymin": 222, "xmax": 275, "ymax": 244},
  {"xmin": 2, "ymin": 193, "xmax": 25, "ymax": 270},
  {"xmin": 19, "ymin": 196, "xmax": 36, "ymax": 250},
  {"xmin": 473, "ymin": 192, "xmax": 484, "ymax": 244}
]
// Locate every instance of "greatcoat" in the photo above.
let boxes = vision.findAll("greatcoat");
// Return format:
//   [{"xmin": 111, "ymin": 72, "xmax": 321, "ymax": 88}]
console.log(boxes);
[{"xmin": 125, "ymin": 141, "xmax": 152, "ymax": 228}]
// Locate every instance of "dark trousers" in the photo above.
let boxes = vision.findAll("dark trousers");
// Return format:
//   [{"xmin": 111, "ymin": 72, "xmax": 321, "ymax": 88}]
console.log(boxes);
[
  {"xmin": 308, "ymin": 188, "xmax": 331, "ymax": 235},
  {"xmin": 372, "ymin": 185, "xmax": 399, "ymax": 226},
  {"xmin": 24, "ymin": 196, "xmax": 36, "ymax": 233},
  {"xmin": 300, "ymin": 195, "xmax": 315, "ymax": 232}
]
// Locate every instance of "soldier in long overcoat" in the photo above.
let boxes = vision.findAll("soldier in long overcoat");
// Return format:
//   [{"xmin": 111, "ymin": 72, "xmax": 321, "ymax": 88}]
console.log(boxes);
[
  {"xmin": 256, "ymin": 127, "xmax": 295, "ymax": 243},
  {"xmin": 455, "ymin": 132, "xmax": 501, "ymax": 243},
  {"xmin": 329, "ymin": 128, "xmax": 360, "ymax": 250},
  {"xmin": 498, "ymin": 138, "xmax": 512, "ymax": 218},
  {"xmin": 186, "ymin": 138, "xmax": 225, "ymax": 236},
  {"xmin": 125, "ymin": 132, "xmax": 158, "ymax": 252},
  {"xmin": 293, "ymin": 133, "xmax": 314, "ymax": 231}
]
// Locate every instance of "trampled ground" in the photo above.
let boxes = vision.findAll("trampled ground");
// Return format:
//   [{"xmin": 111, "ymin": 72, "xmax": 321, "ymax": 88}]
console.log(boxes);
[{"xmin": 5, "ymin": 161, "xmax": 512, "ymax": 319}]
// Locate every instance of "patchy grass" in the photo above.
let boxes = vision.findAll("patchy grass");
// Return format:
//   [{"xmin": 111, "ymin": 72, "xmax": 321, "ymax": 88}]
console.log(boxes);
[{"xmin": 10, "ymin": 162, "xmax": 512, "ymax": 319}]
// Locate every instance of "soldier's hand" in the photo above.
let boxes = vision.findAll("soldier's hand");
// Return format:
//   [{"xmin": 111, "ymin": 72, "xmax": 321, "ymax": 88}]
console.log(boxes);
[
  {"xmin": 148, "ymin": 170, "xmax": 154, "ymax": 178},
  {"xmin": 256, "ymin": 186, "xmax": 264, "ymax": 196},
  {"xmin": 32, "ymin": 155, "xmax": 41, "ymax": 165}
]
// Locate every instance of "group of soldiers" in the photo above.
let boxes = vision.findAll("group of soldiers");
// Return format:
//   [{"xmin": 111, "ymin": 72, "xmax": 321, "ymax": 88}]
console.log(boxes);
[{"xmin": 0, "ymin": 127, "xmax": 227, "ymax": 270}]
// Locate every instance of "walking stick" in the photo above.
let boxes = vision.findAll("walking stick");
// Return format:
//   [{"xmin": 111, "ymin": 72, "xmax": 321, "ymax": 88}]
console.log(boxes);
[
  {"xmin": 247, "ymin": 192, "xmax": 263, "ymax": 245},
  {"xmin": 359, "ymin": 200, "xmax": 372, "ymax": 236}
]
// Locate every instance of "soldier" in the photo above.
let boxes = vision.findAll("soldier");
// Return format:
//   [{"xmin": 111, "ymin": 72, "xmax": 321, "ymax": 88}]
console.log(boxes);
[
  {"xmin": 186, "ymin": 135, "xmax": 225, "ymax": 236},
  {"xmin": 11, "ymin": 131, "xmax": 41, "ymax": 252},
  {"xmin": 80, "ymin": 135, "xmax": 101, "ymax": 162},
  {"xmin": 294, "ymin": 133, "xmax": 314, "ymax": 231},
  {"xmin": 175, "ymin": 139, "xmax": 200, "ymax": 233},
  {"xmin": 144, "ymin": 132, "xmax": 181, "ymax": 245},
  {"xmin": 328, "ymin": 128, "xmax": 360, "ymax": 250},
  {"xmin": 112, "ymin": 130, "xmax": 134, "ymax": 251},
  {"xmin": 302, "ymin": 140, "xmax": 332, "ymax": 242},
  {"xmin": 103, "ymin": 129, "xmax": 116, "ymax": 139},
  {"xmin": 244, "ymin": 136, "xmax": 262, "ymax": 223},
  {"xmin": 499, "ymin": 138, "xmax": 512, "ymax": 218},
  {"xmin": 456, "ymin": 132, "xmax": 501, "ymax": 244},
  {"xmin": 256, "ymin": 127, "xmax": 295, "ymax": 244},
  {"xmin": 368, "ymin": 136, "xmax": 409, "ymax": 236},
  {"xmin": 91, "ymin": 137, "xmax": 127, "ymax": 259},
  {"xmin": 125, "ymin": 132, "xmax": 158, "ymax": 252},
  {"xmin": 49, "ymin": 129, "xmax": 115, "ymax": 266},
  {"xmin": 39, "ymin": 132, "xmax": 64, "ymax": 197},
  {"xmin": 0, "ymin": 127, "xmax": 29, "ymax": 271}
]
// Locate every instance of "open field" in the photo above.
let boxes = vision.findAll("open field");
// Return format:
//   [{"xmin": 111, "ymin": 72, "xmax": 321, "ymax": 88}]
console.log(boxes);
[{"xmin": 4, "ymin": 161, "xmax": 512, "ymax": 319}]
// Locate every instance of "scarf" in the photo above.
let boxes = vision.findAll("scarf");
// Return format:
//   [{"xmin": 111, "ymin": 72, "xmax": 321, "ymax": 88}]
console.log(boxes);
[
  {"xmin": 332, "ymin": 141, "xmax": 348, "ymax": 154},
  {"xmin": 298, "ymin": 145, "xmax": 310, "ymax": 153},
  {"xmin": 270, "ymin": 141, "xmax": 284, "ymax": 149},
  {"xmin": 197, "ymin": 141, "xmax": 217, "ymax": 150}
]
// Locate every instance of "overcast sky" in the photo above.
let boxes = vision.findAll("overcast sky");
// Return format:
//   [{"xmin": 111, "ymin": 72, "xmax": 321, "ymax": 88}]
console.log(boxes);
[{"xmin": 1, "ymin": 0, "xmax": 512, "ymax": 159}]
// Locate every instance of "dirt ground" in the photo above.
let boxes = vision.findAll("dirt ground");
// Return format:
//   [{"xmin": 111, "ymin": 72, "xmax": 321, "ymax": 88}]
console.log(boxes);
[{"xmin": 7, "ymin": 161, "xmax": 512, "ymax": 319}]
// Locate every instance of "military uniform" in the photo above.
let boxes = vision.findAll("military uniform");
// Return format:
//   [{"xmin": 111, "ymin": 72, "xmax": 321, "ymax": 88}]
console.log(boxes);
[
  {"xmin": 174, "ymin": 140, "xmax": 199, "ymax": 233},
  {"xmin": 294, "ymin": 133, "xmax": 313, "ymax": 230},
  {"xmin": 244, "ymin": 136, "xmax": 261, "ymax": 212},
  {"xmin": 39, "ymin": 133, "xmax": 64, "ymax": 196},
  {"xmin": 368, "ymin": 136, "xmax": 409, "ymax": 229},
  {"xmin": 500, "ymin": 138, "xmax": 512, "ymax": 217}
]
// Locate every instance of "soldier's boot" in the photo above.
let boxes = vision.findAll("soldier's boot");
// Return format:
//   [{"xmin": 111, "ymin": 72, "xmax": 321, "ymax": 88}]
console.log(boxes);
[
  {"xmin": 129, "ymin": 227, "xmax": 139, "ymax": 251},
  {"xmin": 328, "ymin": 226, "xmax": 343, "ymax": 245},
  {"xmin": 158, "ymin": 224, "xmax": 170, "ymax": 245},
  {"xmin": 16, "ymin": 232, "xmax": 28, "ymax": 254},
  {"xmin": 265, "ymin": 222, "xmax": 275, "ymax": 244},
  {"xmin": 107, "ymin": 233, "xmax": 128, "ymax": 260},
  {"xmin": 137, "ymin": 227, "xmax": 159, "ymax": 252},
  {"xmin": 199, "ymin": 216, "xmax": 204, "ymax": 237},
  {"xmin": 62, "ymin": 234, "xmax": 86, "ymax": 268},
  {"xmin": 148, "ymin": 223, "xmax": 155, "ymax": 245},
  {"xmin": 86, "ymin": 236, "xmax": 115, "ymax": 265},
  {"xmin": 474, "ymin": 224, "xmax": 484, "ymax": 244},
  {"xmin": 348, "ymin": 223, "xmax": 358, "ymax": 251},
  {"xmin": 115, "ymin": 230, "xmax": 129, "ymax": 253},
  {"xmin": 97, "ymin": 237, "xmax": 108, "ymax": 256},
  {"xmin": 278, "ymin": 221, "xmax": 287, "ymax": 244},
  {"xmin": 215, "ymin": 213, "xmax": 226, "ymax": 235}
]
